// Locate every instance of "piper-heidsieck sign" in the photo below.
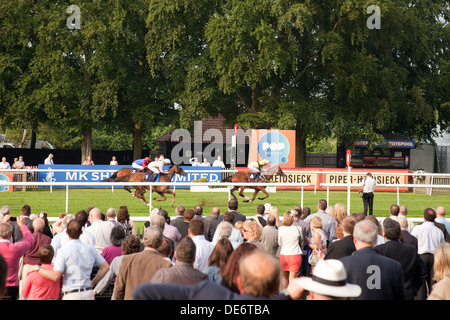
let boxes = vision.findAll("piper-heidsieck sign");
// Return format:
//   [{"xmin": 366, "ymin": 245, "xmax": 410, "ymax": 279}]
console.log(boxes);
[{"xmin": 271, "ymin": 168, "xmax": 410, "ymax": 191}]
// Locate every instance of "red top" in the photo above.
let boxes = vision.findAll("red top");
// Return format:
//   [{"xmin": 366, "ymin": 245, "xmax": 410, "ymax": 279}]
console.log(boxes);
[{"xmin": 22, "ymin": 264, "xmax": 62, "ymax": 300}]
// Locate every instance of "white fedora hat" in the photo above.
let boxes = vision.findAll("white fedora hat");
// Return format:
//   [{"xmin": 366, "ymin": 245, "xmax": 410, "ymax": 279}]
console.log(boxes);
[{"xmin": 294, "ymin": 259, "xmax": 361, "ymax": 298}]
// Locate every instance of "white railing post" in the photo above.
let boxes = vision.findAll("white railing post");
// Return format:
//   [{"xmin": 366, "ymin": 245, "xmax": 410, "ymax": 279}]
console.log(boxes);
[
  {"xmin": 301, "ymin": 186, "xmax": 304, "ymax": 208},
  {"xmin": 326, "ymin": 186, "xmax": 329, "ymax": 204},
  {"xmin": 429, "ymin": 175, "xmax": 434, "ymax": 196},
  {"xmin": 66, "ymin": 185, "xmax": 69, "ymax": 213}
]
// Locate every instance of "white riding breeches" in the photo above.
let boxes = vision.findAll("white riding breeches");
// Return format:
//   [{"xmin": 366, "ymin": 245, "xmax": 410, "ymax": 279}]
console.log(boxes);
[{"xmin": 132, "ymin": 163, "xmax": 144, "ymax": 170}]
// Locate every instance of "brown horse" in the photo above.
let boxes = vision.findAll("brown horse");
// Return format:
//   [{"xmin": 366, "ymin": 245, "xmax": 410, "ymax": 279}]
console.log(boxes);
[
  {"xmin": 222, "ymin": 165, "xmax": 286, "ymax": 202},
  {"xmin": 105, "ymin": 167, "xmax": 151, "ymax": 194},
  {"xmin": 128, "ymin": 163, "xmax": 186, "ymax": 206}
]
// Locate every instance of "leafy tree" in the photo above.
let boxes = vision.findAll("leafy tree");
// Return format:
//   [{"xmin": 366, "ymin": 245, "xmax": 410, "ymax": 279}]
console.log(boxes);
[
  {"xmin": 1, "ymin": 0, "xmax": 174, "ymax": 160},
  {"xmin": 146, "ymin": 0, "xmax": 449, "ymax": 166}
]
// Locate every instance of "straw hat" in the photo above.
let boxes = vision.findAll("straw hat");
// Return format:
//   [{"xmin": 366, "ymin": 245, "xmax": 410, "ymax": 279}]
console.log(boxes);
[{"xmin": 294, "ymin": 259, "xmax": 361, "ymax": 298}]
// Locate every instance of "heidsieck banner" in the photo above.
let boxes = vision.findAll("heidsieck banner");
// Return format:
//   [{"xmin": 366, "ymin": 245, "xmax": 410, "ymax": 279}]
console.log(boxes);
[{"xmin": 38, "ymin": 165, "xmax": 222, "ymax": 188}]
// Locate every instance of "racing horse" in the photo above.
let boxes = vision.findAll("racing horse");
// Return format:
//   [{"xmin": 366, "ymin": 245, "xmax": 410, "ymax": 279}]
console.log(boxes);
[
  {"xmin": 128, "ymin": 163, "xmax": 186, "ymax": 206},
  {"xmin": 222, "ymin": 165, "xmax": 286, "ymax": 202},
  {"xmin": 104, "ymin": 167, "xmax": 151, "ymax": 194}
]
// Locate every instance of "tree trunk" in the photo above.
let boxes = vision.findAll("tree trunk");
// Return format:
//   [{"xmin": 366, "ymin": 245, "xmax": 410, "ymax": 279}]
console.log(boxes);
[
  {"xmin": 18, "ymin": 128, "xmax": 27, "ymax": 148},
  {"xmin": 250, "ymin": 85, "xmax": 261, "ymax": 113},
  {"xmin": 295, "ymin": 123, "xmax": 307, "ymax": 167},
  {"xmin": 81, "ymin": 126, "xmax": 93, "ymax": 164},
  {"xmin": 30, "ymin": 128, "xmax": 37, "ymax": 149},
  {"xmin": 133, "ymin": 123, "xmax": 143, "ymax": 160}
]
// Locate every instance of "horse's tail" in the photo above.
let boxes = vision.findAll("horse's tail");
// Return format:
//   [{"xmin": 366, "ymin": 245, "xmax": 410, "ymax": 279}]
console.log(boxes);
[{"xmin": 103, "ymin": 171, "xmax": 118, "ymax": 182}]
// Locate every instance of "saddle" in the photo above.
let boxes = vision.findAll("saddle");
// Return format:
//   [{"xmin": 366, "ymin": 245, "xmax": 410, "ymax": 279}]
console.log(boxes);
[
  {"xmin": 249, "ymin": 172, "xmax": 261, "ymax": 180},
  {"xmin": 144, "ymin": 173, "xmax": 154, "ymax": 182}
]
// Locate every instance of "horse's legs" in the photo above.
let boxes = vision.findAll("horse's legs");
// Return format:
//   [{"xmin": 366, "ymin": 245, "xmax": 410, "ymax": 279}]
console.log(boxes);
[
  {"xmin": 240, "ymin": 186, "xmax": 253, "ymax": 202},
  {"xmin": 153, "ymin": 192, "xmax": 167, "ymax": 202},
  {"xmin": 162, "ymin": 190, "xmax": 176, "ymax": 206},
  {"xmin": 230, "ymin": 186, "xmax": 239, "ymax": 200},
  {"xmin": 137, "ymin": 187, "xmax": 149, "ymax": 206},
  {"xmin": 124, "ymin": 186, "xmax": 132, "ymax": 194},
  {"xmin": 256, "ymin": 187, "xmax": 269, "ymax": 200}
]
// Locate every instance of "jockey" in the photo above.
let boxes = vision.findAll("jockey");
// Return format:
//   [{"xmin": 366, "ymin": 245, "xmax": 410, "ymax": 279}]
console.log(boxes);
[
  {"xmin": 248, "ymin": 159, "xmax": 270, "ymax": 181},
  {"xmin": 132, "ymin": 157, "xmax": 151, "ymax": 172},
  {"xmin": 148, "ymin": 158, "xmax": 172, "ymax": 182}
]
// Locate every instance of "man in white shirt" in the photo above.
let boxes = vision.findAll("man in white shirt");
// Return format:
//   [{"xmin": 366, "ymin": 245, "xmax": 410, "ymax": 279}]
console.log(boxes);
[
  {"xmin": 44, "ymin": 154, "xmax": 54, "ymax": 165},
  {"xmin": 189, "ymin": 157, "xmax": 200, "ymax": 166},
  {"xmin": 361, "ymin": 172, "xmax": 376, "ymax": 215},
  {"xmin": 200, "ymin": 158, "xmax": 211, "ymax": 167},
  {"xmin": 188, "ymin": 218, "xmax": 214, "ymax": 272},
  {"xmin": 86, "ymin": 207, "xmax": 114, "ymax": 254},
  {"xmin": 411, "ymin": 208, "xmax": 445, "ymax": 300},
  {"xmin": 212, "ymin": 156, "xmax": 225, "ymax": 168},
  {"xmin": 0, "ymin": 157, "xmax": 11, "ymax": 169}
]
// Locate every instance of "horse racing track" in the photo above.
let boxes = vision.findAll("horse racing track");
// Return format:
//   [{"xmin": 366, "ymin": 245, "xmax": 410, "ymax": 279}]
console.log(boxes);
[{"xmin": 3, "ymin": 186, "xmax": 450, "ymax": 221}]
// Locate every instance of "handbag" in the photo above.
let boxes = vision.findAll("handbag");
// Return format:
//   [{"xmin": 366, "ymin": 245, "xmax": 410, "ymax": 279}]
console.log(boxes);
[{"xmin": 308, "ymin": 248, "xmax": 322, "ymax": 267}]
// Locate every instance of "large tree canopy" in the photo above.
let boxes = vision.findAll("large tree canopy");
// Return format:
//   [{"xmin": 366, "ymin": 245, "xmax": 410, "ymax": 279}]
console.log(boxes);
[
  {"xmin": 146, "ymin": 0, "xmax": 449, "ymax": 165},
  {"xmin": 1, "ymin": 0, "xmax": 448, "ymax": 166},
  {"xmin": 0, "ymin": 0, "xmax": 174, "ymax": 159}
]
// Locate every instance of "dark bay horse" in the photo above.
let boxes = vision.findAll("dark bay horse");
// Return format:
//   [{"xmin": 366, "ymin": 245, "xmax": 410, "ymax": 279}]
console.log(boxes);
[
  {"xmin": 222, "ymin": 165, "xmax": 286, "ymax": 202},
  {"xmin": 128, "ymin": 164, "xmax": 186, "ymax": 206}
]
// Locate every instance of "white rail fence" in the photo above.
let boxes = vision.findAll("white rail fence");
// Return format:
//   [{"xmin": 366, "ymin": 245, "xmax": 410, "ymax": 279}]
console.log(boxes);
[
  {"xmin": 0, "ymin": 180, "xmax": 310, "ymax": 217},
  {"xmin": 2, "ymin": 168, "xmax": 450, "ymax": 224}
]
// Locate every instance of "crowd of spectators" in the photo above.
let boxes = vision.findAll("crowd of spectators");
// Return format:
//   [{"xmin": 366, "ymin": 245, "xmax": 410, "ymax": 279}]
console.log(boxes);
[{"xmin": 0, "ymin": 198, "xmax": 449, "ymax": 301}]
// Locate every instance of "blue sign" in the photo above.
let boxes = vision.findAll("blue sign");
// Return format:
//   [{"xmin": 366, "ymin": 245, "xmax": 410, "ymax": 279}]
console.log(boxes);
[
  {"xmin": 38, "ymin": 165, "xmax": 222, "ymax": 188},
  {"xmin": 257, "ymin": 131, "xmax": 291, "ymax": 165}
]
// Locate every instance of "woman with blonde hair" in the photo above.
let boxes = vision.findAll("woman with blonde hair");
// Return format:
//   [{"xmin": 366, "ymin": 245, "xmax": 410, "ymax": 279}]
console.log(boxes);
[
  {"xmin": 332, "ymin": 203, "xmax": 347, "ymax": 240},
  {"xmin": 278, "ymin": 210, "xmax": 303, "ymax": 289},
  {"xmin": 268, "ymin": 206, "xmax": 280, "ymax": 228},
  {"xmin": 308, "ymin": 216, "xmax": 327, "ymax": 268},
  {"xmin": 242, "ymin": 220, "xmax": 264, "ymax": 251},
  {"xmin": 428, "ymin": 243, "xmax": 450, "ymax": 300}
]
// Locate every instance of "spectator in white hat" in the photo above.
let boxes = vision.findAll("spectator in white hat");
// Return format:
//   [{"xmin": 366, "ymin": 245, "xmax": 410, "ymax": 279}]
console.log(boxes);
[{"xmin": 292, "ymin": 259, "xmax": 361, "ymax": 300}]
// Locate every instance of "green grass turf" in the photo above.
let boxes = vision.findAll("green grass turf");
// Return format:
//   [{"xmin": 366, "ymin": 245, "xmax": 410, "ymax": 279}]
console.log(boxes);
[{"xmin": 2, "ymin": 187, "xmax": 449, "ymax": 221}]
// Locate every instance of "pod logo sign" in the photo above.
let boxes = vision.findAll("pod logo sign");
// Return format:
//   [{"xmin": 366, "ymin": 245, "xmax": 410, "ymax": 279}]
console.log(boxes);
[
  {"xmin": 257, "ymin": 131, "xmax": 290, "ymax": 165},
  {"xmin": 0, "ymin": 174, "xmax": 12, "ymax": 192}
]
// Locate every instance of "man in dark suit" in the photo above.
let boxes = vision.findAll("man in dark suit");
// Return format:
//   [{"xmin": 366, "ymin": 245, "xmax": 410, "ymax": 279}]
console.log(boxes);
[
  {"xmin": 203, "ymin": 207, "xmax": 220, "ymax": 242},
  {"xmin": 340, "ymin": 219, "xmax": 405, "ymax": 300},
  {"xmin": 434, "ymin": 220, "xmax": 450, "ymax": 243},
  {"xmin": 170, "ymin": 205, "xmax": 186, "ymax": 234},
  {"xmin": 375, "ymin": 218, "xmax": 427, "ymax": 300},
  {"xmin": 252, "ymin": 205, "xmax": 267, "ymax": 227},
  {"xmin": 325, "ymin": 216, "xmax": 357, "ymax": 260},
  {"xmin": 398, "ymin": 215, "xmax": 418, "ymax": 249},
  {"xmin": 217, "ymin": 199, "xmax": 246, "ymax": 225}
]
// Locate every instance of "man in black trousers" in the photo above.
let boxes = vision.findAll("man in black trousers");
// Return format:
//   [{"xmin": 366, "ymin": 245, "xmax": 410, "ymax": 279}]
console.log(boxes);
[{"xmin": 361, "ymin": 173, "xmax": 376, "ymax": 215}]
